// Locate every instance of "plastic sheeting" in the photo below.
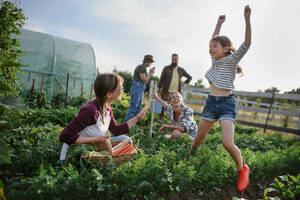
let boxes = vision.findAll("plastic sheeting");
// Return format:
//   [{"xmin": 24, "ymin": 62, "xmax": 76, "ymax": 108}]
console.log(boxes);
[{"xmin": 18, "ymin": 28, "xmax": 96, "ymax": 98}]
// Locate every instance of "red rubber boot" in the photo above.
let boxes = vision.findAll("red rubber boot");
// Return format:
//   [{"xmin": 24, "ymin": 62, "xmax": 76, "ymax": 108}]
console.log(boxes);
[{"xmin": 237, "ymin": 162, "xmax": 250, "ymax": 192}]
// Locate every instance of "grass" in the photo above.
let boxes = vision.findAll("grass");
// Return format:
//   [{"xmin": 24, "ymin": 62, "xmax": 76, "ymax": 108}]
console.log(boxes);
[
  {"xmin": 185, "ymin": 102, "xmax": 299, "ymax": 139},
  {"xmin": 2, "ymin": 96, "xmax": 299, "ymax": 200}
]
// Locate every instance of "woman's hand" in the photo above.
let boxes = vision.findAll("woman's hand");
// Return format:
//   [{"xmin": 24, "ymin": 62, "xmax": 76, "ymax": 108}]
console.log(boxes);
[
  {"xmin": 136, "ymin": 104, "xmax": 149, "ymax": 120},
  {"xmin": 152, "ymin": 92, "xmax": 168, "ymax": 108},
  {"xmin": 127, "ymin": 104, "xmax": 149, "ymax": 128},
  {"xmin": 217, "ymin": 15, "xmax": 226, "ymax": 24},
  {"xmin": 95, "ymin": 135, "xmax": 110, "ymax": 143},
  {"xmin": 152, "ymin": 92, "xmax": 159, "ymax": 101},
  {"xmin": 159, "ymin": 125, "xmax": 169, "ymax": 132},
  {"xmin": 244, "ymin": 5, "xmax": 251, "ymax": 21}
]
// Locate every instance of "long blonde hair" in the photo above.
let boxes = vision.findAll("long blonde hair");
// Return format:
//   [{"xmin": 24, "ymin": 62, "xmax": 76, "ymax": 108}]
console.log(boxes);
[
  {"xmin": 210, "ymin": 35, "xmax": 242, "ymax": 74},
  {"xmin": 168, "ymin": 91, "xmax": 184, "ymax": 106}
]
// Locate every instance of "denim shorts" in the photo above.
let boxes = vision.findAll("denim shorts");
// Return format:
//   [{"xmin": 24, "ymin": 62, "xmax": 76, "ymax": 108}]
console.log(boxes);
[{"xmin": 201, "ymin": 94, "xmax": 236, "ymax": 122}]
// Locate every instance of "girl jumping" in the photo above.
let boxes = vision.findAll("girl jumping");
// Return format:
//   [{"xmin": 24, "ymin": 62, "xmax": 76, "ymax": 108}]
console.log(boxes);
[{"xmin": 189, "ymin": 5, "xmax": 252, "ymax": 192}]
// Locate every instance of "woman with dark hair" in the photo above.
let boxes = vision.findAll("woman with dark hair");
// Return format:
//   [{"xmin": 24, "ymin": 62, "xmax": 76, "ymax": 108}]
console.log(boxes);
[{"xmin": 59, "ymin": 73, "xmax": 149, "ymax": 163}]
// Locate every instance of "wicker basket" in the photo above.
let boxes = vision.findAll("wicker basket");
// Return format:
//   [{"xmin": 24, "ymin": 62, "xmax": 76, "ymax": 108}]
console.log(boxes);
[{"xmin": 82, "ymin": 140, "xmax": 138, "ymax": 166}]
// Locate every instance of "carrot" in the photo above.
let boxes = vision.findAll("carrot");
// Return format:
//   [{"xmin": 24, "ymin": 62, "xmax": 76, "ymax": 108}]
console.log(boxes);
[
  {"xmin": 118, "ymin": 144, "xmax": 132, "ymax": 154},
  {"xmin": 131, "ymin": 144, "xmax": 137, "ymax": 153},
  {"xmin": 113, "ymin": 143, "xmax": 129, "ymax": 155},
  {"xmin": 113, "ymin": 144, "xmax": 128, "ymax": 155},
  {"xmin": 132, "ymin": 143, "xmax": 137, "ymax": 150},
  {"xmin": 112, "ymin": 137, "xmax": 131, "ymax": 152},
  {"xmin": 122, "ymin": 144, "xmax": 135, "ymax": 154},
  {"xmin": 128, "ymin": 144, "xmax": 137, "ymax": 154}
]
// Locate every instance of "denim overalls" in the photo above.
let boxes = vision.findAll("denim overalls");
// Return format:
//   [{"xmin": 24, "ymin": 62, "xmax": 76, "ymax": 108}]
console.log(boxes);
[{"xmin": 125, "ymin": 79, "xmax": 146, "ymax": 121}]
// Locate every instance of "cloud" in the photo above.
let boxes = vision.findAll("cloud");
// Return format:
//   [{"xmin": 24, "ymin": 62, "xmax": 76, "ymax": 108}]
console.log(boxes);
[
  {"xmin": 87, "ymin": 0, "xmax": 252, "ymax": 75},
  {"xmin": 22, "ymin": 0, "xmax": 300, "ymax": 92},
  {"xmin": 87, "ymin": 0, "xmax": 216, "ymax": 76},
  {"xmin": 57, "ymin": 27, "xmax": 136, "ymax": 72},
  {"xmin": 23, "ymin": 25, "xmax": 46, "ymax": 33},
  {"xmin": 90, "ymin": 0, "xmax": 208, "ymax": 43}
]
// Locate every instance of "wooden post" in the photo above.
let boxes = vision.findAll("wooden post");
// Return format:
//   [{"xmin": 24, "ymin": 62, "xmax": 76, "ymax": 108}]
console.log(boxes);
[
  {"xmin": 264, "ymin": 90, "xmax": 275, "ymax": 134},
  {"xmin": 149, "ymin": 80, "xmax": 156, "ymax": 137},
  {"xmin": 236, "ymin": 96, "xmax": 240, "ymax": 107},
  {"xmin": 64, "ymin": 73, "xmax": 69, "ymax": 108},
  {"xmin": 89, "ymin": 84, "xmax": 93, "ymax": 101},
  {"xmin": 39, "ymin": 73, "xmax": 44, "ymax": 94},
  {"xmin": 59, "ymin": 80, "xmax": 62, "ymax": 93},
  {"xmin": 181, "ymin": 85, "xmax": 187, "ymax": 100},
  {"xmin": 297, "ymin": 115, "xmax": 300, "ymax": 140},
  {"xmin": 31, "ymin": 78, "xmax": 35, "ymax": 94},
  {"xmin": 81, "ymin": 82, "xmax": 83, "ymax": 97}
]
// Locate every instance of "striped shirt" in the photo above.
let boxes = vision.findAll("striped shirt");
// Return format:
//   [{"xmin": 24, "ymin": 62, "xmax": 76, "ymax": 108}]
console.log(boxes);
[{"xmin": 205, "ymin": 43, "xmax": 250, "ymax": 90}]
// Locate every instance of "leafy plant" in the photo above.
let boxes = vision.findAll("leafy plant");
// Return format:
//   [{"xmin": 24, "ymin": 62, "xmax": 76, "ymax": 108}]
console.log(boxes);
[
  {"xmin": 0, "ymin": 139, "xmax": 11, "ymax": 164},
  {"xmin": 2, "ymin": 94, "xmax": 300, "ymax": 200},
  {"xmin": 23, "ymin": 90, "xmax": 49, "ymax": 108},
  {"xmin": 68, "ymin": 95, "xmax": 87, "ymax": 107},
  {"xmin": 50, "ymin": 92, "xmax": 65, "ymax": 108},
  {"xmin": 262, "ymin": 174, "xmax": 300, "ymax": 200},
  {"xmin": 0, "ymin": 0, "xmax": 26, "ymax": 96},
  {"xmin": 50, "ymin": 92, "xmax": 87, "ymax": 109}
]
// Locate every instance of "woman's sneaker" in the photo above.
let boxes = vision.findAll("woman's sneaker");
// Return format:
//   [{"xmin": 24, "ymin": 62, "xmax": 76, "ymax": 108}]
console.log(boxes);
[{"xmin": 237, "ymin": 163, "xmax": 250, "ymax": 192}]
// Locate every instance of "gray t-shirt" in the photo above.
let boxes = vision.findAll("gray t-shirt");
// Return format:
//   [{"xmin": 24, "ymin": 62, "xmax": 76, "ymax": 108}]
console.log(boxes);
[{"xmin": 133, "ymin": 64, "xmax": 147, "ymax": 81}]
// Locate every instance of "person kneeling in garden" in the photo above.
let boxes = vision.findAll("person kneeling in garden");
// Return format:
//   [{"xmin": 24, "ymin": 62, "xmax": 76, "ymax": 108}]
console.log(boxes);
[
  {"xmin": 59, "ymin": 73, "xmax": 148, "ymax": 163},
  {"xmin": 152, "ymin": 91, "xmax": 198, "ymax": 140}
]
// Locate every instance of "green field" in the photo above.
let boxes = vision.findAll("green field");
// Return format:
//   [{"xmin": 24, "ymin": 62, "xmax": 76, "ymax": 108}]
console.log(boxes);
[{"xmin": 1, "ymin": 95, "xmax": 299, "ymax": 200}]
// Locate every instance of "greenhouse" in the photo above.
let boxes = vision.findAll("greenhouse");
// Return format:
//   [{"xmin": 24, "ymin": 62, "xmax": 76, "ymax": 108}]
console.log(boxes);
[{"xmin": 18, "ymin": 28, "xmax": 96, "ymax": 98}]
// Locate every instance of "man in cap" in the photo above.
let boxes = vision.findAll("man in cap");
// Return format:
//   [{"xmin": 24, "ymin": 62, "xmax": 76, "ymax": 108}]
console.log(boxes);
[
  {"xmin": 158, "ymin": 53, "xmax": 192, "ymax": 118},
  {"xmin": 125, "ymin": 55, "xmax": 155, "ymax": 121}
]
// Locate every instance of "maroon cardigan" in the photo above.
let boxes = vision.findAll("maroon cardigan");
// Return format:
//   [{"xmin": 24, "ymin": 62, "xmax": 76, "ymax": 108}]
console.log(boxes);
[{"xmin": 59, "ymin": 100, "xmax": 129, "ymax": 145}]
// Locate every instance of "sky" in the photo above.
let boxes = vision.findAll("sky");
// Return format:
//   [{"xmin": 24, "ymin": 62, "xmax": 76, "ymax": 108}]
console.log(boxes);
[{"xmin": 18, "ymin": 0, "xmax": 300, "ymax": 93}]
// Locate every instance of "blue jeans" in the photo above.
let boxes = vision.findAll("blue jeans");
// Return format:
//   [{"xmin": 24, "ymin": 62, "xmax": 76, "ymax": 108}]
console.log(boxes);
[
  {"xmin": 201, "ymin": 94, "xmax": 236, "ymax": 122},
  {"xmin": 125, "ymin": 80, "xmax": 146, "ymax": 121},
  {"xmin": 110, "ymin": 135, "xmax": 132, "ymax": 144}
]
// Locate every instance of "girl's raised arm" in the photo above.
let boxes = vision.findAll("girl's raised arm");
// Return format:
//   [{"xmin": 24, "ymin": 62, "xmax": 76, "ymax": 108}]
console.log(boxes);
[
  {"xmin": 244, "ymin": 5, "xmax": 251, "ymax": 46},
  {"xmin": 211, "ymin": 15, "xmax": 225, "ymax": 39}
]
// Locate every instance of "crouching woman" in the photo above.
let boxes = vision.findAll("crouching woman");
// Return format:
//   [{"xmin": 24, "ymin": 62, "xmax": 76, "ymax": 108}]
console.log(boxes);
[
  {"xmin": 59, "ymin": 73, "xmax": 148, "ymax": 163},
  {"xmin": 152, "ymin": 91, "xmax": 198, "ymax": 140}
]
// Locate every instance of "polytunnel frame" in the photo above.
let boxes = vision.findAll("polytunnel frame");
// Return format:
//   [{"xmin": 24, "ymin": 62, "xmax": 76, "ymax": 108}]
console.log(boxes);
[{"xmin": 19, "ymin": 29, "xmax": 97, "ymax": 99}]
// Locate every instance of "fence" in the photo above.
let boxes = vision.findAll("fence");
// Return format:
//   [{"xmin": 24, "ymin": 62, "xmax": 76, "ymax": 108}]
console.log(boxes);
[
  {"xmin": 19, "ymin": 68, "xmax": 95, "ymax": 100},
  {"xmin": 181, "ymin": 87, "xmax": 300, "ymax": 135},
  {"xmin": 19, "ymin": 69, "xmax": 95, "ymax": 107}
]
